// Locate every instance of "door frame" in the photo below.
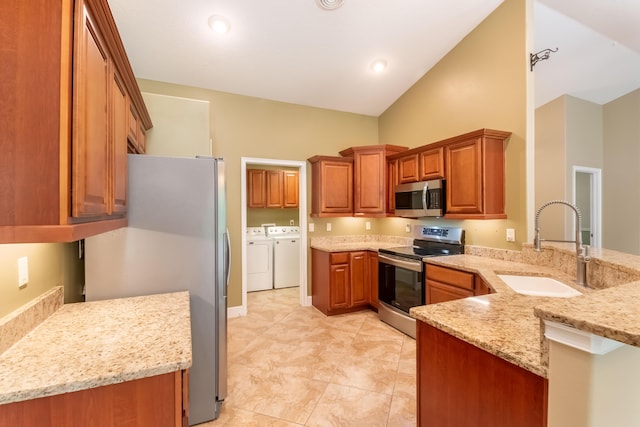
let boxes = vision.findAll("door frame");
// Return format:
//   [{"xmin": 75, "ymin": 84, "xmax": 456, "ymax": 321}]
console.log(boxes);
[
  {"xmin": 572, "ymin": 165, "xmax": 602, "ymax": 249},
  {"xmin": 240, "ymin": 157, "xmax": 310, "ymax": 315}
]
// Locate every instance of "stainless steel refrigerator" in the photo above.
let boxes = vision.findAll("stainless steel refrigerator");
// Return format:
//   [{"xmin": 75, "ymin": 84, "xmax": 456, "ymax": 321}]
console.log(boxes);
[{"xmin": 85, "ymin": 154, "xmax": 229, "ymax": 425}]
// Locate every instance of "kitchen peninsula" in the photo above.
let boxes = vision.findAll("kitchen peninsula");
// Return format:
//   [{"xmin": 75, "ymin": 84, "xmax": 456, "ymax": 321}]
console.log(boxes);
[
  {"xmin": 0, "ymin": 289, "xmax": 192, "ymax": 426},
  {"xmin": 411, "ymin": 244, "xmax": 640, "ymax": 426}
]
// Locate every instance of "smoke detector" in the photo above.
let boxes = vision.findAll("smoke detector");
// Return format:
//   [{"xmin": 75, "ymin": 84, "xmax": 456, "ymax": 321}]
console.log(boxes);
[{"xmin": 316, "ymin": 0, "xmax": 343, "ymax": 11}]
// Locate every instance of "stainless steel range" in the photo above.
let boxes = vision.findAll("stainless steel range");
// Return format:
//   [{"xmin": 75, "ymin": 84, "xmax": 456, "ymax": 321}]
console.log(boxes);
[{"xmin": 378, "ymin": 225, "xmax": 465, "ymax": 338}]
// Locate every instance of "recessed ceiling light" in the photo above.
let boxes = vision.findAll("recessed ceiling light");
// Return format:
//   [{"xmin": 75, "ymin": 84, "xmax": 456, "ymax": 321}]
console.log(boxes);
[
  {"xmin": 370, "ymin": 59, "xmax": 387, "ymax": 73},
  {"xmin": 316, "ymin": 0, "xmax": 343, "ymax": 11},
  {"xmin": 208, "ymin": 15, "xmax": 230, "ymax": 33}
]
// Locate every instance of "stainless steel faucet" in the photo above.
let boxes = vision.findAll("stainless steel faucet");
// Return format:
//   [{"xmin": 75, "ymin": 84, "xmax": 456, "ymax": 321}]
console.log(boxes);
[{"xmin": 534, "ymin": 200, "xmax": 590, "ymax": 286}]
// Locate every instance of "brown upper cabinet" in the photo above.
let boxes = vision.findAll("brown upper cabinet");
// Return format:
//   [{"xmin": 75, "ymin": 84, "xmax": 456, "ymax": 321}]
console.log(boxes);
[
  {"xmin": 420, "ymin": 146, "xmax": 445, "ymax": 181},
  {"xmin": 308, "ymin": 156, "xmax": 354, "ymax": 217},
  {"xmin": 395, "ymin": 146, "xmax": 445, "ymax": 184},
  {"xmin": 397, "ymin": 154, "xmax": 420, "ymax": 184},
  {"xmin": 247, "ymin": 169, "xmax": 299, "ymax": 208},
  {"xmin": 338, "ymin": 145, "xmax": 408, "ymax": 217},
  {"xmin": 282, "ymin": 170, "xmax": 300, "ymax": 208},
  {"xmin": 444, "ymin": 129, "xmax": 510, "ymax": 219},
  {"xmin": 0, "ymin": 0, "xmax": 152, "ymax": 243},
  {"xmin": 387, "ymin": 128, "xmax": 510, "ymax": 220}
]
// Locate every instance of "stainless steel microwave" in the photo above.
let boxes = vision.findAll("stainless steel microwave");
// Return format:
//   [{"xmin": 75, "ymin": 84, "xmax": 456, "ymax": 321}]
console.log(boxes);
[{"xmin": 394, "ymin": 180, "xmax": 445, "ymax": 218}]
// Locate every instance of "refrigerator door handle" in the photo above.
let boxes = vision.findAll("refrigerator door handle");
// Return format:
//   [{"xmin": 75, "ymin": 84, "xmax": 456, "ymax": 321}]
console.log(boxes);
[{"xmin": 224, "ymin": 227, "xmax": 231, "ymax": 290}]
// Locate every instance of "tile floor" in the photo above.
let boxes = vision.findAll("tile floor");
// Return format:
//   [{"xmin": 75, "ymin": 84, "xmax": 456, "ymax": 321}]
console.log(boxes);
[{"xmin": 197, "ymin": 287, "xmax": 416, "ymax": 426}]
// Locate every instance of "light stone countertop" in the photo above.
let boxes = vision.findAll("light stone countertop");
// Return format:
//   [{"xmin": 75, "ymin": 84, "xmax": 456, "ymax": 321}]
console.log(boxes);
[
  {"xmin": 534, "ymin": 283, "xmax": 640, "ymax": 347},
  {"xmin": 0, "ymin": 291, "xmax": 192, "ymax": 405},
  {"xmin": 411, "ymin": 254, "xmax": 640, "ymax": 378},
  {"xmin": 310, "ymin": 234, "xmax": 412, "ymax": 252}
]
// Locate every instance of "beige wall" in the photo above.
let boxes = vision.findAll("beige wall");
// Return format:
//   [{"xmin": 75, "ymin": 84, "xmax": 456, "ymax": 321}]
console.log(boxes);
[
  {"xmin": 535, "ymin": 95, "xmax": 603, "ymax": 240},
  {"xmin": 0, "ymin": 243, "xmax": 83, "ymax": 318},
  {"xmin": 603, "ymin": 89, "xmax": 640, "ymax": 254},
  {"xmin": 548, "ymin": 341, "xmax": 640, "ymax": 427},
  {"xmin": 535, "ymin": 97, "xmax": 566, "ymax": 238},
  {"xmin": 138, "ymin": 78, "xmax": 379, "ymax": 307},
  {"xmin": 378, "ymin": 0, "xmax": 528, "ymax": 249}
]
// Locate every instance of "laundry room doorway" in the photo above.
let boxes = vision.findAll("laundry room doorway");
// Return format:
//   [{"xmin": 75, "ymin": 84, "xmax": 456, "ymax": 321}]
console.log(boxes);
[{"xmin": 240, "ymin": 157, "xmax": 310, "ymax": 315}]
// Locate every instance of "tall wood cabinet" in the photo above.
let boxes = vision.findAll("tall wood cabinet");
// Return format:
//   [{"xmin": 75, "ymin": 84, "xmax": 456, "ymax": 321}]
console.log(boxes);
[
  {"xmin": 444, "ymin": 129, "xmax": 510, "ymax": 219},
  {"xmin": 339, "ymin": 145, "xmax": 408, "ymax": 217},
  {"xmin": 0, "ymin": 0, "xmax": 152, "ymax": 243}
]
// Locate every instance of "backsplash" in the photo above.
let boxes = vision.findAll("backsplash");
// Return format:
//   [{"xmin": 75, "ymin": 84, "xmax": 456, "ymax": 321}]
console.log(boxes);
[{"xmin": 0, "ymin": 286, "xmax": 63, "ymax": 355}]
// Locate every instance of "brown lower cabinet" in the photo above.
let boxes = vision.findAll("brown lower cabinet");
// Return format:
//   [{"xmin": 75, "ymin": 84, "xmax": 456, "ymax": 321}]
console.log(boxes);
[
  {"xmin": 312, "ymin": 249, "xmax": 378, "ymax": 315},
  {"xmin": 417, "ymin": 322, "xmax": 548, "ymax": 427},
  {"xmin": 0, "ymin": 370, "xmax": 189, "ymax": 427},
  {"xmin": 426, "ymin": 264, "xmax": 491, "ymax": 304}
]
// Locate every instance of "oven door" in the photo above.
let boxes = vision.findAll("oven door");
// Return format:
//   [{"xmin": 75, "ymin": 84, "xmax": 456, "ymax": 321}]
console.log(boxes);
[{"xmin": 378, "ymin": 253, "xmax": 424, "ymax": 313}]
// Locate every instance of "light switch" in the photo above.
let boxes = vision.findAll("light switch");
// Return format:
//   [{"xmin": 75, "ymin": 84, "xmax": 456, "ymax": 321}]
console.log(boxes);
[
  {"xmin": 309, "ymin": 223, "xmax": 315, "ymax": 232},
  {"xmin": 365, "ymin": 222, "xmax": 371, "ymax": 230},
  {"xmin": 18, "ymin": 256, "xmax": 29, "ymax": 288},
  {"xmin": 326, "ymin": 223, "xmax": 332, "ymax": 232}
]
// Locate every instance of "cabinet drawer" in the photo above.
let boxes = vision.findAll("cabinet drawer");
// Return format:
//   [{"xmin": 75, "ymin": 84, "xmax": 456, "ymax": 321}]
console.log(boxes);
[
  {"xmin": 427, "ymin": 281, "xmax": 474, "ymax": 304},
  {"xmin": 426, "ymin": 264, "xmax": 474, "ymax": 291},
  {"xmin": 330, "ymin": 252, "xmax": 350, "ymax": 264}
]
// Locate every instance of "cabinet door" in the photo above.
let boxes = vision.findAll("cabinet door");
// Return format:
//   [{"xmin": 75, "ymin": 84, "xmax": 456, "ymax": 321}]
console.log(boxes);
[
  {"xmin": 419, "ymin": 146, "xmax": 445, "ymax": 180},
  {"xmin": 111, "ymin": 70, "xmax": 128, "ymax": 215},
  {"xmin": 72, "ymin": 3, "xmax": 110, "ymax": 218},
  {"xmin": 247, "ymin": 169, "xmax": 266, "ymax": 208},
  {"xmin": 427, "ymin": 280, "xmax": 474, "ymax": 304},
  {"xmin": 368, "ymin": 251, "xmax": 379, "ymax": 308},
  {"xmin": 329, "ymin": 263, "xmax": 350, "ymax": 310},
  {"xmin": 266, "ymin": 170, "xmax": 283, "ymax": 208},
  {"xmin": 445, "ymin": 138, "xmax": 483, "ymax": 215},
  {"xmin": 353, "ymin": 150, "xmax": 385, "ymax": 215},
  {"xmin": 398, "ymin": 154, "xmax": 419, "ymax": 183},
  {"xmin": 349, "ymin": 251, "xmax": 369, "ymax": 307},
  {"xmin": 316, "ymin": 159, "xmax": 353, "ymax": 215},
  {"xmin": 283, "ymin": 171, "xmax": 299, "ymax": 208}
]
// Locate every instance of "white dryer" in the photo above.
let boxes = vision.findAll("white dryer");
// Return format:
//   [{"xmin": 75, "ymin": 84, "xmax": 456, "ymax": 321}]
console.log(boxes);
[
  {"xmin": 267, "ymin": 226, "xmax": 300, "ymax": 289},
  {"xmin": 246, "ymin": 227, "xmax": 273, "ymax": 292}
]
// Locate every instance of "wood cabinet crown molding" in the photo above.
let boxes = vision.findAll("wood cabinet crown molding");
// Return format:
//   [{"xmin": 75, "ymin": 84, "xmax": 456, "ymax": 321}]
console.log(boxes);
[{"xmin": 85, "ymin": 0, "xmax": 151, "ymax": 130}]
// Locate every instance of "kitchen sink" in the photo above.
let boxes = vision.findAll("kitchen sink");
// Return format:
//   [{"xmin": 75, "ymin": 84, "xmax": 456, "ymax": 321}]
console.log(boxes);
[{"xmin": 497, "ymin": 274, "xmax": 582, "ymax": 298}]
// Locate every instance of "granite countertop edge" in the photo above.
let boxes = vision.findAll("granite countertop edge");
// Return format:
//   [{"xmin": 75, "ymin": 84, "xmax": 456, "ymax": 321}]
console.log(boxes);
[{"xmin": 0, "ymin": 291, "xmax": 192, "ymax": 405}]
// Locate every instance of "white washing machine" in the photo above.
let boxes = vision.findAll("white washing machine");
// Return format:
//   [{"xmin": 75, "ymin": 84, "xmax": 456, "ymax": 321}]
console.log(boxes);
[
  {"xmin": 267, "ymin": 226, "xmax": 300, "ymax": 289},
  {"xmin": 246, "ymin": 227, "xmax": 273, "ymax": 292}
]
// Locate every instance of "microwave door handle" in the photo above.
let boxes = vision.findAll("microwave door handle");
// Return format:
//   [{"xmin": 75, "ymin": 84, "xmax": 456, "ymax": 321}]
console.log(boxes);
[{"xmin": 422, "ymin": 182, "xmax": 429, "ymax": 212}]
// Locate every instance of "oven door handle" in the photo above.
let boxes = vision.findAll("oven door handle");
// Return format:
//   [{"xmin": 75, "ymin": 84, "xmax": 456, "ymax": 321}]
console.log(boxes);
[{"xmin": 378, "ymin": 253, "xmax": 423, "ymax": 272}]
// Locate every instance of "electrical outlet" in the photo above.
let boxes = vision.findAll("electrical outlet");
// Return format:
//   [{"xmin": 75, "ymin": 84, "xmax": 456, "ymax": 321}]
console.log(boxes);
[
  {"xmin": 308, "ymin": 223, "xmax": 315, "ymax": 232},
  {"xmin": 365, "ymin": 222, "xmax": 371, "ymax": 230},
  {"xmin": 506, "ymin": 228, "xmax": 516, "ymax": 242},
  {"xmin": 18, "ymin": 256, "xmax": 29, "ymax": 288},
  {"xmin": 326, "ymin": 223, "xmax": 332, "ymax": 232},
  {"xmin": 405, "ymin": 223, "xmax": 411, "ymax": 233}
]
